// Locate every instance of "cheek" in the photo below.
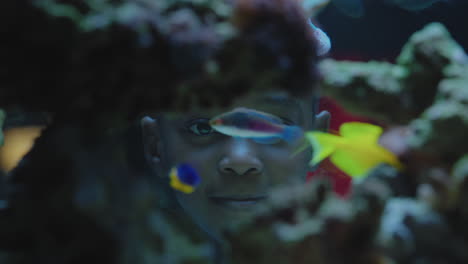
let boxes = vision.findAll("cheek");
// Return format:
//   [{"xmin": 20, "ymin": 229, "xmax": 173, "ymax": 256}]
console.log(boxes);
[
  {"xmin": 173, "ymin": 175, "xmax": 224, "ymax": 238},
  {"xmin": 263, "ymin": 146, "xmax": 312, "ymax": 184},
  {"xmin": 163, "ymin": 133, "xmax": 213, "ymax": 165},
  {"xmin": 175, "ymin": 189, "xmax": 205, "ymax": 211},
  {"xmin": 175, "ymin": 147, "xmax": 220, "ymax": 176},
  {"xmin": 164, "ymin": 139, "xmax": 220, "ymax": 186}
]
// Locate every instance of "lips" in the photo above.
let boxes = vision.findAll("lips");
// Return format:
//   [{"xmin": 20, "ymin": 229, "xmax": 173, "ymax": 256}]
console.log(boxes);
[{"xmin": 209, "ymin": 195, "xmax": 267, "ymax": 210}]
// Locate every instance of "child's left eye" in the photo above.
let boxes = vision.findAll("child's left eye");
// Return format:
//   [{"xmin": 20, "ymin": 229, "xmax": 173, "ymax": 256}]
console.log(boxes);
[{"xmin": 186, "ymin": 119, "xmax": 214, "ymax": 136}]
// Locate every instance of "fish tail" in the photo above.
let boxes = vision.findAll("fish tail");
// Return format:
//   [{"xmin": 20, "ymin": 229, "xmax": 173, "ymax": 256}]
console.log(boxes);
[
  {"xmin": 282, "ymin": 126, "xmax": 304, "ymax": 143},
  {"xmin": 305, "ymin": 131, "xmax": 339, "ymax": 166},
  {"xmin": 385, "ymin": 150, "xmax": 405, "ymax": 171}
]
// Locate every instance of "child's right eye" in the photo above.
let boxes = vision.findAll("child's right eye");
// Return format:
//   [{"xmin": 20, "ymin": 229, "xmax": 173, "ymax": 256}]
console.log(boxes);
[{"xmin": 186, "ymin": 119, "xmax": 215, "ymax": 136}]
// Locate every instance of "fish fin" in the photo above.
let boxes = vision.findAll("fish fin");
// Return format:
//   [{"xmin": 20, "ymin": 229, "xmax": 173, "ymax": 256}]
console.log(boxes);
[
  {"xmin": 235, "ymin": 107, "xmax": 283, "ymax": 124},
  {"xmin": 330, "ymin": 149, "xmax": 383, "ymax": 178},
  {"xmin": 376, "ymin": 145, "xmax": 405, "ymax": 170},
  {"xmin": 291, "ymin": 140, "xmax": 311, "ymax": 158},
  {"xmin": 253, "ymin": 136, "xmax": 281, "ymax": 144},
  {"xmin": 282, "ymin": 126, "xmax": 304, "ymax": 143},
  {"xmin": 339, "ymin": 122, "xmax": 383, "ymax": 143},
  {"xmin": 305, "ymin": 131, "xmax": 339, "ymax": 166},
  {"xmin": 332, "ymin": 0, "xmax": 365, "ymax": 18}
]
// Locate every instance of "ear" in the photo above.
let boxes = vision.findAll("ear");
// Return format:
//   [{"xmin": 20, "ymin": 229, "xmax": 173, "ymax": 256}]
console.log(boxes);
[
  {"xmin": 314, "ymin": 110, "xmax": 330, "ymax": 132},
  {"xmin": 141, "ymin": 116, "xmax": 163, "ymax": 170}
]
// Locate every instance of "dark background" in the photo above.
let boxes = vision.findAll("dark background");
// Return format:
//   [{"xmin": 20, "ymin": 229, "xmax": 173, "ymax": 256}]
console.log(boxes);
[{"xmin": 317, "ymin": 0, "xmax": 468, "ymax": 61}]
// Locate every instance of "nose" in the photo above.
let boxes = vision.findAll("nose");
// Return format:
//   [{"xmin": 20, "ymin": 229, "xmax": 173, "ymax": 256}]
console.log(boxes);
[{"xmin": 218, "ymin": 138, "xmax": 264, "ymax": 176}]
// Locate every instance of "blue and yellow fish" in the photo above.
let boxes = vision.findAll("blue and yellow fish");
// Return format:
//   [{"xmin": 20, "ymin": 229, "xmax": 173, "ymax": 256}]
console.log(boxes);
[
  {"xmin": 210, "ymin": 107, "xmax": 304, "ymax": 144},
  {"xmin": 169, "ymin": 163, "xmax": 201, "ymax": 194},
  {"xmin": 305, "ymin": 122, "xmax": 403, "ymax": 178}
]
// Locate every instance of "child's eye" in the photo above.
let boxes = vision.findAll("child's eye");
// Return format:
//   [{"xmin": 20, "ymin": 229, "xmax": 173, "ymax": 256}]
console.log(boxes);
[{"xmin": 186, "ymin": 119, "xmax": 214, "ymax": 136}]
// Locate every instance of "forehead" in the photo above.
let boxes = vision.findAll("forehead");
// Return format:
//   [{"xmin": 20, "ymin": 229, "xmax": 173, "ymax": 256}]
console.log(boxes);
[
  {"xmin": 237, "ymin": 91, "xmax": 304, "ymax": 108},
  {"xmin": 165, "ymin": 91, "xmax": 316, "ymax": 120},
  {"xmin": 235, "ymin": 92, "xmax": 310, "ymax": 119}
]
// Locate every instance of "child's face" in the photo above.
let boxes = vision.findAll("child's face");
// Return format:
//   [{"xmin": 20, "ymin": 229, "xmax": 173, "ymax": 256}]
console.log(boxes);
[{"xmin": 142, "ymin": 92, "xmax": 328, "ymax": 240}]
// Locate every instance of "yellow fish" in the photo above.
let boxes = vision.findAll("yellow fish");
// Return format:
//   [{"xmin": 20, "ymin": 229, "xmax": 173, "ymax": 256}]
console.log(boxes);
[{"xmin": 305, "ymin": 122, "xmax": 403, "ymax": 178}]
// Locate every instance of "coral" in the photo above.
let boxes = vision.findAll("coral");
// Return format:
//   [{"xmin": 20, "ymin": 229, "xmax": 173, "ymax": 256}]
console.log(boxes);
[
  {"xmin": 319, "ymin": 60, "xmax": 407, "ymax": 122},
  {"xmin": 0, "ymin": 0, "xmax": 318, "ymax": 116},
  {"xmin": 226, "ymin": 177, "xmax": 387, "ymax": 264},
  {"xmin": 377, "ymin": 198, "xmax": 468, "ymax": 264},
  {"xmin": 407, "ymin": 75, "xmax": 468, "ymax": 159},
  {"xmin": 319, "ymin": 23, "xmax": 468, "ymax": 125}
]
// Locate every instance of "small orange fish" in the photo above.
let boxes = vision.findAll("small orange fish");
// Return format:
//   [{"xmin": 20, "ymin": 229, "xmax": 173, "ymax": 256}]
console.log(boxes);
[{"xmin": 305, "ymin": 122, "xmax": 403, "ymax": 178}]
